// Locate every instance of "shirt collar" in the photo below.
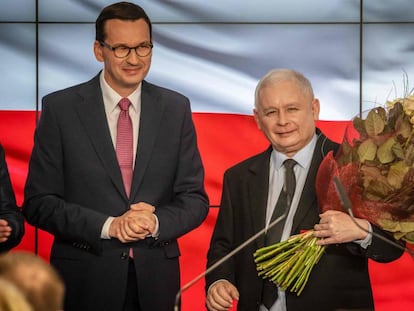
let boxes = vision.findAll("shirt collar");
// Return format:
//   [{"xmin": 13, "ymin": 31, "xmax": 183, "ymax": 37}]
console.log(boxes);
[
  {"xmin": 99, "ymin": 71, "xmax": 141, "ymax": 113},
  {"xmin": 272, "ymin": 133, "xmax": 318, "ymax": 170}
]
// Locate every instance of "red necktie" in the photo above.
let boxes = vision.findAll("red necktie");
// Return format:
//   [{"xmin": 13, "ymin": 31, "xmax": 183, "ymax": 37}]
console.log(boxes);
[{"xmin": 116, "ymin": 98, "xmax": 133, "ymax": 198}]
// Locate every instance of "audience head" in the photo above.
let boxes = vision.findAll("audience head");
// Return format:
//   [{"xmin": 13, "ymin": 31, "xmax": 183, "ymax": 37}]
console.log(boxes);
[
  {"xmin": 0, "ymin": 251, "xmax": 64, "ymax": 311},
  {"xmin": 0, "ymin": 277, "xmax": 33, "ymax": 311}
]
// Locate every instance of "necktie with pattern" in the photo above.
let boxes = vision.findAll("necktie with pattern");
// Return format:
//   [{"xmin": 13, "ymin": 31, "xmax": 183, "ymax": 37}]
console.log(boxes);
[{"xmin": 116, "ymin": 98, "xmax": 133, "ymax": 198}]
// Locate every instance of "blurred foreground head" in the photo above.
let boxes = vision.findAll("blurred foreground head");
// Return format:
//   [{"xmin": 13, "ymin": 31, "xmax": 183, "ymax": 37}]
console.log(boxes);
[
  {"xmin": 0, "ymin": 251, "xmax": 64, "ymax": 311},
  {"xmin": 0, "ymin": 277, "xmax": 33, "ymax": 311}
]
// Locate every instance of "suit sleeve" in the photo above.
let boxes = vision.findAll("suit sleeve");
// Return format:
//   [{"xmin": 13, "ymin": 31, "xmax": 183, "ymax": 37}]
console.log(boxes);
[
  {"xmin": 0, "ymin": 145, "xmax": 24, "ymax": 252},
  {"xmin": 152, "ymin": 98, "xmax": 209, "ymax": 241},
  {"xmin": 205, "ymin": 171, "xmax": 236, "ymax": 289},
  {"xmin": 23, "ymin": 99, "xmax": 107, "ymax": 252},
  {"xmin": 366, "ymin": 225, "xmax": 405, "ymax": 262}
]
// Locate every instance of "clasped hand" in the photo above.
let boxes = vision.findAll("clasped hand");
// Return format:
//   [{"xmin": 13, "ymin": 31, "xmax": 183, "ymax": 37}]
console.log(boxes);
[{"xmin": 109, "ymin": 202, "xmax": 156, "ymax": 243}]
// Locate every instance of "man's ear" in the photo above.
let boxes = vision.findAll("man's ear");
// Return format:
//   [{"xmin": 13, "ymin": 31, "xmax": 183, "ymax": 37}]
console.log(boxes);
[
  {"xmin": 253, "ymin": 108, "xmax": 262, "ymax": 130},
  {"xmin": 93, "ymin": 41, "xmax": 104, "ymax": 62},
  {"xmin": 312, "ymin": 98, "xmax": 320, "ymax": 121}
]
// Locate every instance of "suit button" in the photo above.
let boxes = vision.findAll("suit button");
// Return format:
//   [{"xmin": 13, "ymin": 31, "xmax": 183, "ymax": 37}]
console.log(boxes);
[{"xmin": 120, "ymin": 252, "xmax": 128, "ymax": 260}]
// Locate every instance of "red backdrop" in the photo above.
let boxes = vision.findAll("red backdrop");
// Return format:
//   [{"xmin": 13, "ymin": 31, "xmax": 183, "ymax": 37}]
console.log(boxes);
[{"xmin": 1, "ymin": 111, "xmax": 414, "ymax": 310}]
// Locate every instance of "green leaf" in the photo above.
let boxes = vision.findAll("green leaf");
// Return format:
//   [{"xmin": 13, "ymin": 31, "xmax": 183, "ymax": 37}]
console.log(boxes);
[
  {"xmin": 387, "ymin": 161, "xmax": 409, "ymax": 189},
  {"xmin": 365, "ymin": 178, "xmax": 393, "ymax": 199},
  {"xmin": 405, "ymin": 143, "xmax": 414, "ymax": 166},
  {"xmin": 353, "ymin": 117, "xmax": 366, "ymax": 137},
  {"xmin": 357, "ymin": 139, "xmax": 377, "ymax": 162},
  {"xmin": 360, "ymin": 165, "xmax": 383, "ymax": 188},
  {"xmin": 392, "ymin": 142, "xmax": 405, "ymax": 159},
  {"xmin": 395, "ymin": 116, "xmax": 412, "ymax": 138},
  {"xmin": 388, "ymin": 102, "xmax": 403, "ymax": 130},
  {"xmin": 365, "ymin": 108, "xmax": 385, "ymax": 136},
  {"xmin": 377, "ymin": 137, "xmax": 396, "ymax": 164}
]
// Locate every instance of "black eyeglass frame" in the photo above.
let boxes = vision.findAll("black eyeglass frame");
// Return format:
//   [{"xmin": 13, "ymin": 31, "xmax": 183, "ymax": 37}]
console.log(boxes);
[{"xmin": 99, "ymin": 41, "xmax": 153, "ymax": 58}]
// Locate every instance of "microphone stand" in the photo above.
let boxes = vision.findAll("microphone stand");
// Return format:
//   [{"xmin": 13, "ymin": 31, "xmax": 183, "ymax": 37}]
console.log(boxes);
[{"xmin": 173, "ymin": 212, "xmax": 288, "ymax": 311}]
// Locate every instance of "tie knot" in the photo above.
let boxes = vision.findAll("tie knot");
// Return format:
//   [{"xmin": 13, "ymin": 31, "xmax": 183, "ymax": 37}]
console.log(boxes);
[
  {"xmin": 283, "ymin": 158, "xmax": 296, "ymax": 170},
  {"xmin": 118, "ymin": 98, "xmax": 131, "ymax": 111}
]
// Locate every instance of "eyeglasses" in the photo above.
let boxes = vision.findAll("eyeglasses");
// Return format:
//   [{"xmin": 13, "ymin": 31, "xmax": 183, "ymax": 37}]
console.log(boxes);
[{"xmin": 99, "ymin": 41, "xmax": 153, "ymax": 58}]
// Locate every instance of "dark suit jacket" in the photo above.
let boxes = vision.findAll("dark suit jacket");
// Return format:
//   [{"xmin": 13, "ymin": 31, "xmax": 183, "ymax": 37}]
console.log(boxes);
[
  {"xmin": 206, "ymin": 131, "xmax": 404, "ymax": 311},
  {"xmin": 23, "ymin": 74, "xmax": 209, "ymax": 311},
  {"xmin": 0, "ymin": 144, "xmax": 24, "ymax": 252}
]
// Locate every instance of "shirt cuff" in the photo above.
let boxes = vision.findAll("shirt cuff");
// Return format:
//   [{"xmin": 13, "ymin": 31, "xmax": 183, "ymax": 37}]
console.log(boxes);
[
  {"xmin": 101, "ymin": 216, "xmax": 114, "ymax": 239},
  {"xmin": 149, "ymin": 214, "xmax": 160, "ymax": 238},
  {"xmin": 353, "ymin": 222, "xmax": 373, "ymax": 249}
]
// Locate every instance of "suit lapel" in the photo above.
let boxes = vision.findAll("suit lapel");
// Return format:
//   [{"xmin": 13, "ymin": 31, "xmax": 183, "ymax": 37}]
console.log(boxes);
[
  {"xmin": 129, "ymin": 81, "xmax": 164, "ymax": 199},
  {"xmin": 292, "ymin": 133, "xmax": 337, "ymax": 233},
  {"xmin": 248, "ymin": 147, "xmax": 272, "ymax": 248},
  {"xmin": 75, "ymin": 75, "xmax": 125, "ymax": 197}
]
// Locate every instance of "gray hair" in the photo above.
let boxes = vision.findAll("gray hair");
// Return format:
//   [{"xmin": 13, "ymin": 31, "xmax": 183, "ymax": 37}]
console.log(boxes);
[{"xmin": 254, "ymin": 69, "xmax": 314, "ymax": 107}]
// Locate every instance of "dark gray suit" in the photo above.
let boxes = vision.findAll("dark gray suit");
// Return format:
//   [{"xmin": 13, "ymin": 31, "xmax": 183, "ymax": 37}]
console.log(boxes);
[
  {"xmin": 206, "ymin": 131, "xmax": 403, "ymax": 311},
  {"xmin": 0, "ymin": 144, "xmax": 24, "ymax": 252},
  {"xmin": 23, "ymin": 74, "xmax": 209, "ymax": 311}
]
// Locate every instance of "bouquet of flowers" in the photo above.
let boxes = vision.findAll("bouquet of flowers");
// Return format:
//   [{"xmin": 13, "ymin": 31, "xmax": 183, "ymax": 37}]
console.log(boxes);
[{"xmin": 254, "ymin": 94, "xmax": 414, "ymax": 296}]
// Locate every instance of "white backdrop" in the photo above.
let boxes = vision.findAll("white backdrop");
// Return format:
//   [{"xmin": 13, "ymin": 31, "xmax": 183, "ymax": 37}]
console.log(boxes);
[{"xmin": 0, "ymin": 0, "xmax": 413, "ymax": 119}]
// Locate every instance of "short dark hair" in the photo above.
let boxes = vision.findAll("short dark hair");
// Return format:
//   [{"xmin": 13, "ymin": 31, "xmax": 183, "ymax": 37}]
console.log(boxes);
[{"xmin": 95, "ymin": 1, "xmax": 152, "ymax": 42}]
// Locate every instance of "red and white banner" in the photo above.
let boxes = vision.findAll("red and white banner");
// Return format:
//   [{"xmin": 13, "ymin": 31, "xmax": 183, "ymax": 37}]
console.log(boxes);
[{"xmin": 1, "ymin": 111, "xmax": 414, "ymax": 311}]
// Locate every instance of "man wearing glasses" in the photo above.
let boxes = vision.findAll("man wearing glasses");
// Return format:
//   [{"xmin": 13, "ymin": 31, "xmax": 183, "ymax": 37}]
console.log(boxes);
[{"xmin": 23, "ymin": 2, "xmax": 209, "ymax": 311}]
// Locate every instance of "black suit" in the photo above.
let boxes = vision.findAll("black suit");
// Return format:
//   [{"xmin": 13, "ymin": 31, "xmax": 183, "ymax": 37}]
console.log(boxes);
[
  {"xmin": 0, "ymin": 144, "xmax": 24, "ymax": 252},
  {"xmin": 206, "ymin": 130, "xmax": 403, "ymax": 311},
  {"xmin": 23, "ymin": 74, "xmax": 209, "ymax": 311}
]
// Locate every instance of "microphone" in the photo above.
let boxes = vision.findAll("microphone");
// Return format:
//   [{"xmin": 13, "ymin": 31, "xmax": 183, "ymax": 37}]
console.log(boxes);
[
  {"xmin": 173, "ymin": 210, "xmax": 289, "ymax": 311},
  {"xmin": 332, "ymin": 176, "xmax": 414, "ymax": 258}
]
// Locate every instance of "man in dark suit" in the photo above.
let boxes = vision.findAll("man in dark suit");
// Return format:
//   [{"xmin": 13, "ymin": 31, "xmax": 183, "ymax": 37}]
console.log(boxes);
[
  {"xmin": 23, "ymin": 2, "xmax": 208, "ymax": 311},
  {"xmin": 205, "ymin": 69, "xmax": 404, "ymax": 311},
  {"xmin": 0, "ymin": 144, "xmax": 24, "ymax": 252}
]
